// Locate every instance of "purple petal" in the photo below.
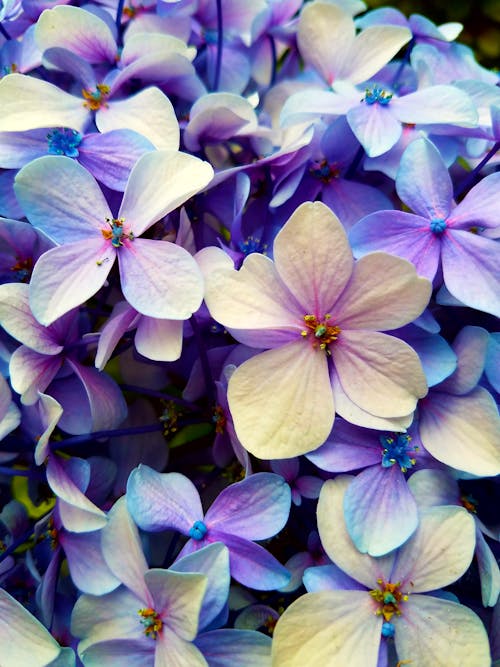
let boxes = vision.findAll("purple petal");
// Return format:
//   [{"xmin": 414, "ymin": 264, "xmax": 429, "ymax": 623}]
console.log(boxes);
[
  {"xmin": 396, "ymin": 138, "xmax": 453, "ymax": 219},
  {"xmin": 195, "ymin": 629, "xmax": 272, "ymax": 667},
  {"xmin": 449, "ymin": 172, "xmax": 500, "ymax": 230},
  {"xmin": 29, "ymin": 239, "xmax": 115, "ymax": 326},
  {"xmin": 437, "ymin": 325, "xmax": 489, "ymax": 395},
  {"xmin": 47, "ymin": 457, "xmax": 107, "ymax": 532},
  {"xmin": 9, "ymin": 347, "xmax": 62, "ymax": 404},
  {"xmin": 205, "ymin": 472, "xmax": 291, "ymax": 540},
  {"xmin": 66, "ymin": 359, "xmax": 127, "ymax": 432},
  {"xmin": 350, "ymin": 211, "xmax": 441, "ymax": 282},
  {"xmin": 0, "ymin": 129, "xmax": 47, "ymax": 168},
  {"xmin": 441, "ymin": 230, "xmax": 500, "ymax": 317},
  {"xmin": 14, "ymin": 156, "xmax": 112, "ymax": 243},
  {"xmin": 211, "ymin": 529, "xmax": 290, "ymax": 590},
  {"xmin": 322, "ymin": 179, "xmax": 393, "ymax": 231},
  {"xmin": 95, "ymin": 301, "xmax": 139, "ymax": 371},
  {"xmin": 78, "ymin": 130, "xmax": 155, "ymax": 192},
  {"xmin": 101, "ymin": 497, "xmax": 150, "ymax": 603},
  {"xmin": 126, "ymin": 465, "xmax": 203, "ymax": 533},
  {"xmin": 344, "ymin": 465, "xmax": 418, "ymax": 556},
  {"xmin": 303, "ymin": 563, "xmax": 366, "ymax": 592},
  {"xmin": 171, "ymin": 543, "xmax": 230, "ymax": 632},
  {"xmin": 59, "ymin": 530, "xmax": 120, "ymax": 595},
  {"xmin": 36, "ymin": 6, "xmax": 117, "ymax": 64},
  {"xmin": 307, "ymin": 419, "xmax": 382, "ymax": 472}
]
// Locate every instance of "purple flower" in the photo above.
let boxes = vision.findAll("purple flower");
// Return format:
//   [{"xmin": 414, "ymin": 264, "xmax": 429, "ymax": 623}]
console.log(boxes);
[
  {"xmin": 127, "ymin": 466, "xmax": 292, "ymax": 590},
  {"xmin": 350, "ymin": 138, "xmax": 500, "ymax": 316},
  {"xmin": 14, "ymin": 150, "xmax": 213, "ymax": 325}
]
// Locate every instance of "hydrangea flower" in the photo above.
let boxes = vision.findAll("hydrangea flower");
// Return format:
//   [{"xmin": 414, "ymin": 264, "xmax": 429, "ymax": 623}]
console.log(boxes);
[
  {"xmin": 272, "ymin": 476, "xmax": 491, "ymax": 666},
  {"xmin": 14, "ymin": 150, "xmax": 213, "ymax": 325},
  {"xmin": 350, "ymin": 138, "xmax": 500, "ymax": 316},
  {"xmin": 127, "ymin": 466, "xmax": 292, "ymax": 589},
  {"xmin": 201, "ymin": 200, "xmax": 431, "ymax": 458}
]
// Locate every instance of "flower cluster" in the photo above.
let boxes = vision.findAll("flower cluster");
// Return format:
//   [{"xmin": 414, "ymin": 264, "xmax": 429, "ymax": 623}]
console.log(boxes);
[{"xmin": 0, "ymin": 1, "xmax": 498, "ymax": 666}]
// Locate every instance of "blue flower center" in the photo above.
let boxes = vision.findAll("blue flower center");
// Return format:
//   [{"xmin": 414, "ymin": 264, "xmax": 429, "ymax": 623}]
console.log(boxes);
[
  {"xmin": 381, "ymin": 621, "xmax": 395, "ymax": 638},
  {"xmin": 380, "ymin": 433, "xmax": 417, "ymax": 472},
  {"xmin": 47, "ymin": 128, "xmax": 83, "ymax": 158},
  {"xmin": 189, "ymin": 520, "xmax": 208, "ymax": 540},
  {"xmin": 364, "ymin": 86, "xmax": 392, "ymax": 105},
  {"xmin": 238, "ymin": 236, "xmax": 267, "ymax": 256},
  {"xmin": 430, "ymin": 218, "xmax": 447, "ymax": 234}
]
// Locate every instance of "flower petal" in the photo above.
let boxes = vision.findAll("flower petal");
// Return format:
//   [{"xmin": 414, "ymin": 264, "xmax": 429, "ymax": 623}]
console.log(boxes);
[
  {"xmin": 333, "ymin": 252, "xmax": 431, "ymax": 330},
  {"xmin": 96, "ymin": 87, "xmax": 180, "ymax": 151},
  {"xmin": 332, "ymin": 331, "xmax": 428, "ymax": 418},
  {"xmin": 135, "ymin": 316, "xmax": 183, "ymax": 362},
  {"xmin": 36, "ymin": 6, "xmax": 117, "ymax": 63},
  {"xmin": 126, "ymin": 465, "xmax": 203, "ymax": 533},
  {"xmin": 418, "ymin": 387, "xmax": 500, "ymax": 476},
  {"xmin": 395, "ymin": 595, "xmax": 490, "ymax": 666},
  {"xmin": 272, "ymin": 590, "xmax": 382, "ymax": 667},
  {"xmin": 317, "ymin": 477, "xmax": 395, "ymax": 588},
  {"xmin": 0, "ymin": 73, "xmax": 88, "ymax": 132},
  {"xmin": 349, "ymin": 211, "xmax": 442, "ymax": 282},
  {"xmin": 210, "ymin": 530, "xmax": 290, "ymax": 590},
  {"xmin": 203, "ymin": 252, "xmax": 302, "ymax": 348},
  {"xmin": 118, "ymin": 150, "xmax": 213, "ymax": 237},
  {"xmin": 344, "ymin": 465, "xmax": 418, "ymax": 556},
  {"xmin": 273, "ymin": 201, "xmax": 354, "ymax": 315},
  {"xmin": 297, "ymin": 2, "xmax": 354, "ymax": 85},
  {"xmin": 29, "ymin": 239, "xmax": 115, "ymax": 326},
  {"xmin": 441, "ymin": 230, "xmax": 500, "ymax": 317},
  {"xmin": 390, "ymin": 506, "xmax": 475, "ymax": 592},
  {"xmin": 144, "ymin": 569, "xmax": 206, "ymax": 640},
  {"xmin": 396, "ymin": 138, "xmax": 453, "ymax": 219},
  {"xmin": 118, "ymin": 238, "xmax": 203, "ymax": 319},
  {"xmin": 101, "ymin": 497, "xmax": 150, "ymax": 603},
  {"xmin": 227, "ymin": 341, "xmax": 334, "ymax": 459},
  {"xmin": 204, "ymin": 472, "xmax": 291, "ymax": 540},
  {"xmin": 347, "ymin": 103, "xmax": 402, "ymax": 157},
  {"xmin": 195, "ymin": 629, "xmax": 272, "ymax": 667},
  {"xmin": 14, "ymin": 156, "xmax": 112, "ymax": 244},
  {"xmin": 0, "ymin": 588, "xmax": 62, "ymax": 667}
]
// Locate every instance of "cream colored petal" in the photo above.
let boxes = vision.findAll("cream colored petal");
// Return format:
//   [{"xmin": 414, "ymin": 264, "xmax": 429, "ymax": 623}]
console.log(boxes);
[
  {"xmin": 227, "ymin": 341, "xmax": 333, "ymax": 459},
  {"xmin": 332, "ymin": 331, "xmax": 428, "ymax": 418},
  {"xmin": 273, "ymin": 201, "xmax": 353, "ymax": 315},
  {"xmin": 317, "ymin": 477, "xmax": 394, "ymax": 589},
  {"xmin": 332, "ymin": 252, "xmax": 431, "ymax": 330},
  {"xmin": 272, "ymin": 590, "xmax": 381, "ymax": 667}
]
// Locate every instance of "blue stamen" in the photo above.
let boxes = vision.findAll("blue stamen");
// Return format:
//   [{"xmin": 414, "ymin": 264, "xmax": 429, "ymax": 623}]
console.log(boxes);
[
  {"xmin": 381, "ymin": 622, "xmax": 395, "ymax": 638},
  {"xmin": 238, "ymin": 236, "xmax": 266, "ymax": 256},
  {"xmin": 189, "ymin": 520, "xmax": 208, "ymax": 540},
  {"xmin": 430, "ymin": 218, "xmax": 447, "ymax": 234},
  {"xmin": 47, "ymin": 128, "xmax": 83, "ymax": 158},
  {"xmin": 364, "ymin": 86, "xmax": 392, "ymax": 106},
  {"xmin": 380, "ymin": 433, "xmax": 417, "ymax": 472}
]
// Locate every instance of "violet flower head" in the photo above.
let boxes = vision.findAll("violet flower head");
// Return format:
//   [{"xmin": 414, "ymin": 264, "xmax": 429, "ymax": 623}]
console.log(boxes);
[
  {"xmin": 127, "ymin": 466, "xmax": 292, "ymax": 590},
  {"xmin": 350, "ymin": 137, "xmax": 500, "ymax": 316},
  {"xmin": 14, "ymin": 150, "xmax": 214, "ymax": 325}
]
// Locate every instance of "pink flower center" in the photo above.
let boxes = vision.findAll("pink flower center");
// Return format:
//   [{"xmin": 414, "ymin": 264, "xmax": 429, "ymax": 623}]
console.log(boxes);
[
  {"xmin": 301, "ymin": 314, "xmax": 341, "ymax": 351},
  {"xmin": 101, "ymin": 217, "xmax": 135, "ymax": 248}
]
